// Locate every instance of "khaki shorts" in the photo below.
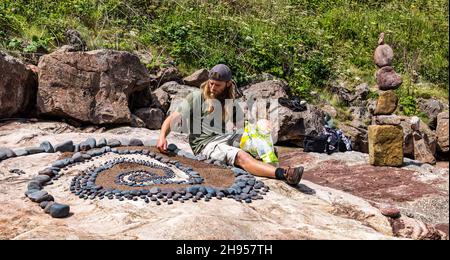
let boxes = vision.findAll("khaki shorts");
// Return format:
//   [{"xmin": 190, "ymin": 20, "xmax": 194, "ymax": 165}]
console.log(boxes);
[{"xmin": 199, "ymin": 135, "xmax": 242, "ymax": 166}]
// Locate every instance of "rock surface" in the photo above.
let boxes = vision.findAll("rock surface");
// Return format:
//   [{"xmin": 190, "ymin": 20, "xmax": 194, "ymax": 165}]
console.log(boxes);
[
  {"xmin": 241, "ymin": 80, "xmax": 324, "ymax": 146},
  {"xmin": 0, "ymin": 120, "xmax": 447, "ymax": 240},
  {"xmin": 241, "ymin": 80, "xmax": 290, "ymax": 100},
  {"xmin": 417, "ymin": 98, "xmax": 444, "ymax": 129},
  {"xmin": 436, "ymin": 112, "xmax": 449, "ymax": 153},
  {"xmin": 134, "ymin": 108, "xmax": 165, "ymax": 130},
  {"xmin": 37, "ymin": 47, "xmax": 151, "ymax": 124},
  {"xmin": 0, "ymin": 51, "xmax": 37, "ymax": 118},
  {"xmin": 412, "ymin": 132, "xmax": 436, "ymax": 165},
  {"xmin": 400, "ymin": 116, "xmax": 437, "ymax": 159},
  {"xmin": 182, "ymin": 69, "xmax": 209, "ymax": 87},
  {"xmin": 159, "ymin": 81, "xmax": 200, "ymax": 114}
]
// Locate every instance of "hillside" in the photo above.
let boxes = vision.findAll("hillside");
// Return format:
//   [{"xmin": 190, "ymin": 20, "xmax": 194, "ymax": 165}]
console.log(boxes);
[{"xmin": 1, "ymin": 0, "xmax": 448, "ymax": 108}]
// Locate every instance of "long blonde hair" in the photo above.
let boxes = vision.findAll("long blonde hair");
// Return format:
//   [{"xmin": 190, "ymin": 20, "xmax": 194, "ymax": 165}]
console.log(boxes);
[{"xmin": 200, "ymin": 79, "xmax": 236, "ymax": 121}]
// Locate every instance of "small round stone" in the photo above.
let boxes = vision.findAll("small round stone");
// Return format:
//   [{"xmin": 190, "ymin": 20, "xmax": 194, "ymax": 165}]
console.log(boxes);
[
  {"xmin": 49, "ymin": 203, "xmax": 70, "ymax": 218},
  {"xmin": 380, "ymin": 205, "xmax": 401, "ymax": 218}
]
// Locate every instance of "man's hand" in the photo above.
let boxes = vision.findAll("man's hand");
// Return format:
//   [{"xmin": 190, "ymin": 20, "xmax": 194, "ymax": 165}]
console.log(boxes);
[{"xmin": 157, "ymin": 136, "xmax": 168, "ymax": 154}]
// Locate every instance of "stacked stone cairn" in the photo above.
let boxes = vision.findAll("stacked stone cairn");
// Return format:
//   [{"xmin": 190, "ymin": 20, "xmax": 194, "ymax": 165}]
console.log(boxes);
[{"xmin": 369, "ymin": 33, "xmax": 404, "ymax": 166}]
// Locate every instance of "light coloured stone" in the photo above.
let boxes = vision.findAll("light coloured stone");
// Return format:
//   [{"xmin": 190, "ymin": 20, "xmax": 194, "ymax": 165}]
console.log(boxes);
[
  {"xmin": 373, "ymin": 115, "xmax": 401, "ymax": 126},
  {"xmin": 374, "ymin": 90, "xmax": 398, "ymax": 115},
  {"xmin": 369, "ymin": 125, "xmax": 404, "ymax": 166}
]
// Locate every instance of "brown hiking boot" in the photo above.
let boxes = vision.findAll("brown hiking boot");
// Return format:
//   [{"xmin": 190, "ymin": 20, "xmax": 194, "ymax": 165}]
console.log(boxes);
[{"xmin": 283, "ymin": 166, "xmax": 304, "ymax": 185}]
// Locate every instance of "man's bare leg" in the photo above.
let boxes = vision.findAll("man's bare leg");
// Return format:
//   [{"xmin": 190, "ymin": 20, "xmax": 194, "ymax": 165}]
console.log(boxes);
[{"xmin": 234, "ymin": 150, "xmax": 276, "ymax": 178}]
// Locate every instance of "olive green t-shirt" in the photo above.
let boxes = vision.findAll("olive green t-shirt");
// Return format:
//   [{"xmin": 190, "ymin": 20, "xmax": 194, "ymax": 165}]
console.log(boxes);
[{"xmin": 175, "ymin": 90, "xmax": 243, "ymax": 155}]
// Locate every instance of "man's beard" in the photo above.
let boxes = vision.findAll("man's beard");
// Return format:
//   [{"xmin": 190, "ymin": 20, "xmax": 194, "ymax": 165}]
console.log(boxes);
[{"xmin": 210, "ymin": 91, "xmax": 226, "ymax": 101}]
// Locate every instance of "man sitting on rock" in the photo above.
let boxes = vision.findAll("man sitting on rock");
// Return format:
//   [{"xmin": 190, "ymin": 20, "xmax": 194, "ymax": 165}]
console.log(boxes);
[{"xmin": 157, "ymin": 64, "xmax": 303, "ymax": 185}]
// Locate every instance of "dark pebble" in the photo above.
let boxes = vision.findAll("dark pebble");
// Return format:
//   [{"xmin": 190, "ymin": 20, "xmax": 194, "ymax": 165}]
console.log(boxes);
[
  {"xmin": 39, "ymin": 201, "xmax": 49, "ymax": 209},
  {"xmin": 54, "ymin": 141, "xmax": 74, "ymax": 153},
  {"xmin": 49, "ymin": 203, "xmax": 70, "ymax": 218},
  {"xmin": 27, "ymin": 181, "xmax": 42, "ymax": 191},
  {"xmin": 43, "ymin": 201, "xmax": 55, "ymax": 214},
  {"xmin": 27, "ymin": 190, "xmax": 48, "ymax": 202},
  {"xmin": 129, "ymin": 138, "xmax": 143, "ymax": 146}
]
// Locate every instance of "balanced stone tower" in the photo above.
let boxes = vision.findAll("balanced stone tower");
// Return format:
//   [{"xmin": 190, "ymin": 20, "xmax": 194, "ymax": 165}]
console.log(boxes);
[{"xmin": 369, "ymin": 33, "xmax": 404, "ymax": 166}]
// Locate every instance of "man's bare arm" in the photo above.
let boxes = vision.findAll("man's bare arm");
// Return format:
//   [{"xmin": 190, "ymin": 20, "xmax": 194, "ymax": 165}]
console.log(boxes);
[{"xmin": 157, "ymin": 111, "xmax": 180, "ymax": 153}]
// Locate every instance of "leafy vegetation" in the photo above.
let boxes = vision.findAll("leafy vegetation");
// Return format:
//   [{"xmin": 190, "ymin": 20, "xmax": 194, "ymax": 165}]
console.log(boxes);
[{"xmin": 1, "ymin": 0, "xmax": 448, "ymax": 114}]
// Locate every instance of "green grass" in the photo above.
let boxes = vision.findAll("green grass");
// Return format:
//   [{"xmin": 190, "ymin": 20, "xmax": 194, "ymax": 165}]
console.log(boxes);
[{"xmin": 1, "ymin": 0, "xmax": 448, "ymax": 107}]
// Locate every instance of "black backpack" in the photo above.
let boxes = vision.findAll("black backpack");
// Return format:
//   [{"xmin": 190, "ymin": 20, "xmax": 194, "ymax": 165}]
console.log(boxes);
[
  {"xmin": 303, "ymin": 134, "xmax": 328, "ymax": 153},
  {"xmin": 303, "ymin": 128, "xmax": 351, "ymax": 154}
]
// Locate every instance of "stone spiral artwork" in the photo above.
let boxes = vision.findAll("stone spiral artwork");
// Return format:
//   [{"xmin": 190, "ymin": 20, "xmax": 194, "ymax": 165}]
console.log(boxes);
[{"xmin": 6, "ymin": 137, "xmax": 270, "ymax": 218}]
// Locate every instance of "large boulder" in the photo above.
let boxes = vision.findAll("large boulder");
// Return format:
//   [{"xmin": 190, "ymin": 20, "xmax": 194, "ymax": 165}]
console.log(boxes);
[
  {"xmin": 159, "ymin": 81, "xmax": 200, "ymax": 114},
  {"xmin": 412, "ymin": 132, "xmax": 436, "ymax": 165},
  {"xmin": 368, "ymin": 125, "xmax": 403, "ymax": 167},
  {"xmin": 155, "ymin": 66, "xmax": 183, "ymax": 87},
  {"xmin": 128, "ymin": 84, "xmax": 157, "ymax": 111},
  {"xmin": 241, "ymin": 80, "xmax": 290, "ymax": 100},
  {"xmin": 338, "ymin": 120, "xmax": 369, "ymax": 153},
  {"xmin": 37, "ymin": 47, "xmax": 151, "ymax": 125},
  {"xmin": 130, "ymin": 114, "xmax": 146, "ymax": 128},
  {"xmin": 134, "ymin": 107, "xmax": 165, "ymax": 129},
  {"xmin": 436, "ymin": 112, "xmax": 449, "ymax": 153},
  {"xmin": 399, "ymin": 116, "xmax": 437, "ymax": 158},
  {"xmin": 242, "ymin": 80, "xmax": 324, "ymax": 146},
  {"xmin": 0, "ymin": 51, "xmax": 37, "ymax": 118},
  {"xmin": 328, "ymin": 82, "xmax": 369, "ymax": 106},
  {"xmin": 183, "ymin": 69, "xmax": 209, "ymax": 87},
  {"xmin": 271, "ymin": 104, "xmax": 325, "ymax": 146},
  {"xmin": 151, "ymin": 88, "xmax": 171, "ymax": 112},
  {"xmin": 417, "ymin": 98, "xmax": 445, "ymax": 130}
]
